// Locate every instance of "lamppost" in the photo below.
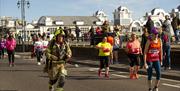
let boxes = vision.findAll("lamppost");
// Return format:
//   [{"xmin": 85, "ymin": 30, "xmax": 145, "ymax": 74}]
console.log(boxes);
[{"xmin": 17, "ymin": 0, "xmax": 30, "ymax": 52}]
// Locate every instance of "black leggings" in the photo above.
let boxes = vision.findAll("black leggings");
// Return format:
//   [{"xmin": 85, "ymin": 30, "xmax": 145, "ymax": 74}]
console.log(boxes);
[
  {"xmin": 36, "ymin": 49, "xmax": 43, "ymax": 62},
  {"xmin": 7, "ymin": 50, "xmax": 15, "ymax": 64},
  {"xmin": 0, "ymin": 48, "xmax": 5, "ymax": 58},
  {"xmin": 99, "ymin": 56, "xmax": 109, "ymax": 69}
]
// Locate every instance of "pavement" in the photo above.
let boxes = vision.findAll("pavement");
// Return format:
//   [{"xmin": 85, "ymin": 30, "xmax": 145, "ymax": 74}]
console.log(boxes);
[{"xmin": 11, "ymin": 52, "xmax": 180, "ymax": 81}]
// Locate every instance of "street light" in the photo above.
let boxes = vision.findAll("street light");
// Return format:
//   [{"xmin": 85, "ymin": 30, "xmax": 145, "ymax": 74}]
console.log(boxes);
[{"xmin": 17, "ymin": 0, "xmax": 30, "ymax": 52}]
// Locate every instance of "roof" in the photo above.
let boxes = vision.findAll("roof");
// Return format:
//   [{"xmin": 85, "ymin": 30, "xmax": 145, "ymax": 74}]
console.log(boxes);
[
  {"xmin": 38, "ymin": 16, "xmax": 100, "ymax": 26},
  {"xmin": 117, "ymin": 6, "xmax": 130, "ymax": 12},
  {"xmin": 151, "ymin": 8, "xmax": 166, "ymax": 15},
  {"xmin": 177, "ymin": 5, "xmax": 180, "ymax": 11}
]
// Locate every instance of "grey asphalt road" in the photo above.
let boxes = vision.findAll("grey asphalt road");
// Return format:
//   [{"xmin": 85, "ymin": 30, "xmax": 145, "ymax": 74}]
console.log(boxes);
[{"xmin": 0, "ymin": 58, "xmax": 179, "ymax": 91}]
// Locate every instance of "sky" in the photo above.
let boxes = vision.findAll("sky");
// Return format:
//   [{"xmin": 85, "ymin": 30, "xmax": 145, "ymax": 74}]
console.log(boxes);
[{"xmin": 0, "ymin": 0, "xmax": 179, "ymax": 22}]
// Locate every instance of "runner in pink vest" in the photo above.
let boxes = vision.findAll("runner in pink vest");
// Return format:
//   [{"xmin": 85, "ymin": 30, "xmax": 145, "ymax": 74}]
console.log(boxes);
[
  {"xmin": 126, "ymin": 33, "xmax": 142, "ymax": 79},
  {"xmin": 6, "ymin": 33, "xmax": 16, "ymax": 67}
]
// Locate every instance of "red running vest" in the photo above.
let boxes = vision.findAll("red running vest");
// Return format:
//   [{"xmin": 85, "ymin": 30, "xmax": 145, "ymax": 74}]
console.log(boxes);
[{"xmin": 147, "ymin": 39, "xmax": 161, "ymax": 62}]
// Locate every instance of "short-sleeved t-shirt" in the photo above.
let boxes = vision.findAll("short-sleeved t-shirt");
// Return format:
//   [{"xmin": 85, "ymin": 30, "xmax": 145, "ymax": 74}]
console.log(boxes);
[{"xmin": 97, "ymin": 42, "xmax": 112, "ymax": 56}]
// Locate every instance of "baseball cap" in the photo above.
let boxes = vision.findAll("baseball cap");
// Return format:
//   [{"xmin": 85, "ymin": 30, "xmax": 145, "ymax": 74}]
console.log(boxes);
[{"xmin": 151, "ymin": 27, "xmax": 158, "ymax": 35}]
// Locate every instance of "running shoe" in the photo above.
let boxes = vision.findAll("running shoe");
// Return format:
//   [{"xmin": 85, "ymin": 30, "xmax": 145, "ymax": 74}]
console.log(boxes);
[
  {"xmin": 130, "ymin": 74, "xmax": 135, "ymax": 79},
  {"xmin": 49, "ymin": 84, "xmax": 54, "ymax": 91},
  {"xmin": 149, "ymin": 88, "xmax": 152, "ymax": 91},
  {"xmin": 134, "ymin": 74, "xmax": 139, "ymax": 79},
  {"xmin": 153, "ymin": 87, "xmax": 158, "ymax": 91},
  {"xmin": 55, "ymin": 88, "xmax": 64, "ymax": 91},
  {"xmin": 105, "ymin": 73, "xmax": 109, "ymax": 78},
  {"xmin": 37, "ymin": 62, "xmax": 41, "ymax": 65},
  {"xmin": 98, "ymin": 70, "xmax": 102, "ymax": 77}
]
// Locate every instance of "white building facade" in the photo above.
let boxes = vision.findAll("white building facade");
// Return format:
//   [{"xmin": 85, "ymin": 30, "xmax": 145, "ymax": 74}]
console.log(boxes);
[{"xmin": 113, "ymin": 6, "xmax": 133, "ymax": 26}]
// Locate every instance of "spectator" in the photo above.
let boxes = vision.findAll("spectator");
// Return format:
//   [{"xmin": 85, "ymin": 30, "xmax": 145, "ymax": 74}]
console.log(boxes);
[
  {"xmin": 68, "ymin": 28, "xmax": 75, "ymax": 41},
  {"xmin": 163, "ymin": 15, "xmax": 174, "ymax": 37},
  {"xmin": 75, "ymin": 26, "xmax": 81, "ymax": 42},
  {"xmin": 140, "ymin": 27, "xmax": 149, "ymax": 69},
  {"xmin": 6, "ymin": 33, "xmax": 16, "ymax": 67},
  {"xmin": 96, "ymin": 27, "xmax": 102, "ymax": 35},
  {"xmin": 107, "ymin": 35, "xmax": 114, "ymax": 64},
  {"xmin": 171, "ymin": 13, "xmax": 180, "ymax": 43},
  {"xmin": 101, "ymin": 21, "xmax": 110, "ymax": 34},
  {"xmin": 63, "ymin": 27, "xmax": 69, "ymax": 42},
  {"xmin": 161, "ymin": 26, "xmax": 171, "ymax": 70},
  {"xmin": 88, "ymin": 26, "xmax": 95, "ymax": 45},
  {"xmin": 119, "ymin": 26, "xmax": 124, "ymax": 48},
  {"xmin": 112, "ymin": 28, "xmax": 121, "ymax": 64},
  {"xmin": 18, "ymin": 34, "xmax": 22, "ymax": 44},
  {"xmin": 145, "ymin": 16, "xmax": 154, "ymax": 34}
]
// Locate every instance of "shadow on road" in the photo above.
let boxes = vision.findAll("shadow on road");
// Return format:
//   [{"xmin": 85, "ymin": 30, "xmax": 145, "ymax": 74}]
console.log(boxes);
[
  {"xmin": 67, "ymin": 75, "xmax": 129, "ymax": 80},
  {"xmin": 0, "ymin": 69, "xmax": 42, "ymax": 72}
]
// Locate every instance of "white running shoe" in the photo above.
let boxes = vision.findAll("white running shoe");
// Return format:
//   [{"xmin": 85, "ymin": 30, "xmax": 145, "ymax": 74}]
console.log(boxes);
[
  {"xmin": 37, "ymin": 62, "xmax": 41, "ymax": 65},
  {"xmin": 49, "ymin": 85, "xmax": 54, "ymax": 91}
]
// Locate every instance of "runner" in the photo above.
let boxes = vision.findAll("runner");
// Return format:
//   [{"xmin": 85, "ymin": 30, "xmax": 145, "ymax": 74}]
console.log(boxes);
[
  {"xmin": 107, "ymin": 35, "xmax": 114, "ymax": 64},
  {"xmin": 96, "ymin": 36, "xmax": 112, "ymax": 78},
  {"xmin": 144, "ymin": 27, "xmax": 163, "ymax": 91},
  {"xmin": 41, "ymin": 36, "xmax": 49, "ymax": 64},
  {"xmin": 0, "ymin": 36, "xmax": 6, "ymax": 59},
  {"xmin": 34, "ymin": 37, "xmax": 43, "ymax": 65},
  {"xmin": 45, "ymin": 29, "xmax": 72, "ymax": 91},
  {"xmin": 126, "ymin": 33, "xmax": 142, "ymax": 79},
  {"xmin": 5, "ymin": 33, "xmax": 16, "ymax": 67}
]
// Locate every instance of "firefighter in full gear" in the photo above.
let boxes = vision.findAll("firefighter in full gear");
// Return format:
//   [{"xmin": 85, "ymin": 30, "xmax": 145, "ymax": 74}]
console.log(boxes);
[{"xmin": 45, "ymin": 27, "xmax": 72, "ymax": 91}]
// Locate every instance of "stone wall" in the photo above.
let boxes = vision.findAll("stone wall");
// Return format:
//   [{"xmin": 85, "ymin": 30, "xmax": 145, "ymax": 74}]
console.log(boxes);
[{"xmin": 15, "ymin": 45, "xmax": 180, "ymax": 67}]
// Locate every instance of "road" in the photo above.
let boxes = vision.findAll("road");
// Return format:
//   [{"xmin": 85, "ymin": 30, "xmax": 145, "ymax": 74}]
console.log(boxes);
[{"xmin": 0, "ymin": 58, "xmax": 179, "ymax": 91}]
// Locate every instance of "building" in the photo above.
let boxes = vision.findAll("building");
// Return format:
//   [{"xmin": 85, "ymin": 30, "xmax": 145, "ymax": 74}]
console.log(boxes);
[
  {"xmin": 129, "ymin": 20, "xmax": 143, "ymax": 35},
  {"xmin": 113, "ymin": 6, "xmax": 133, "ymax": 26},
  {"xmin": 37, "ymin": 10, "xmax": 108, "ymax": 36},
  {"xmin": 0, "ymin": 16, "xmax": 40, "ymax": 41},
  {"xmin": 0, "ymin": 16, "xmax": 18, "ymax": 37},
  {"xmin": 127, "ymin": 8, "xmax": 170, "ymax": 36},
  {"xmin": 94, "ymin": 10, "xmax": 109, "ymax": 23}
]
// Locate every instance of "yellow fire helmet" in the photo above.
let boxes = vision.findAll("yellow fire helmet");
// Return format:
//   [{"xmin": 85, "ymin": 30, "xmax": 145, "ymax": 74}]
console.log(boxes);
[{"xmin": 53, "ymin": 27, "xmax": 65, "ymax": 39}]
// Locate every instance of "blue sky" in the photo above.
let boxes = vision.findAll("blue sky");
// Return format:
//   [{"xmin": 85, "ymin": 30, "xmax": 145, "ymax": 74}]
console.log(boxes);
[{"xmin": 0, "ymin": 0, "xmax": 179, "ymax": 22}]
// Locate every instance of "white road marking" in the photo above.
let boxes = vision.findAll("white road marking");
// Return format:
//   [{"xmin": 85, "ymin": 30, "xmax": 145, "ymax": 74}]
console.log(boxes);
[
  {"xmin": 140, "ymin": 75, "xmax": 180, "ymax": 83},
  {"xmin": 111, "ymin": 74, "xmax": 128, "ymax": 78},
  {"xmin": 88, "ymin": 68, "xmax": 180, "ymax": 83},
  {"xmin": 88, "ymin": 68, "xmax": 99, "ymax": 71},
  {"xmin": 162, "ymin": 83, "xmax": 180, "ymax": 88},
  {"xmin": 88, "ymin": 68, "xmax": 113, "ymax": 72},
  {"xmin": 117, "ymin": 72, "xmax": 128, "ymax": 74},
  {"xmin": 161, "ymin": 78, "xmax": 180, "ymax": 83}
]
